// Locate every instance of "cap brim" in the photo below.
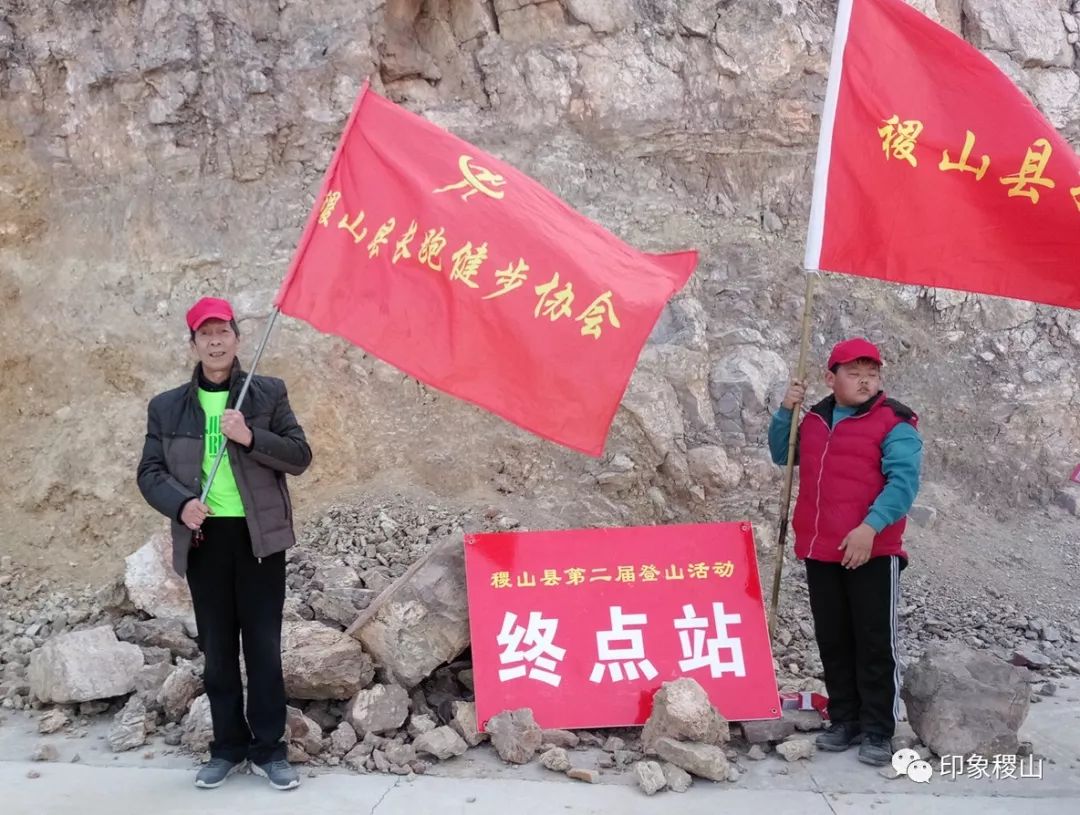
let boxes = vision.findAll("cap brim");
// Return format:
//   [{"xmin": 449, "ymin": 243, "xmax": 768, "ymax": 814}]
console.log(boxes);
[{"xmin": 190, "ymin": 311, "xmax": 233, "ymax": 330}]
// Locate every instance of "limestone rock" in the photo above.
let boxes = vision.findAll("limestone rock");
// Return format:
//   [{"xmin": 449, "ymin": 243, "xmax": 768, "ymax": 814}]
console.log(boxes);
[
  {"xmin": 776, "ymin": 738, "xmax": 815, "ymax": 762},
  {"xmin": 902, "ymin": 642, "xmax": 1030, "ymax": 757},
  {"xmin": 282, "ymin": 621, "xmax": 374, "ymax": 700},
  {"xmin": 661, "ymin": 761, "xmax": 693, "ymax": 792},
  {"xmin": 486, "ymin": 708, "xmax": 543, "ymax": 765},
  {"xmin": 29, "ymin": 626, "xmax": 144, "ymax": 704},
  {"xmin": 642, "ymin": 678, "xmax": 729, "ymax": 753},
  {"xmin": 741, "ymin": 718, "xmax": 795, "ymax": 744},
  {"xmin": 351, "ymin": 538, "xmax": 470, "ymax": 688},
  {"xmin": 158, "ymin": 666, "xmax": 203, "ymax": 722},
  {"xmin": 963, "ymin": 0, "xmax": 1072, "ymax": 68},
  {"xmin": 286, "ymin": 706, "xmax": 324, "ymax": 755},
  {"xmin": 540, "ymin": 747, "xmax": 572, "ymax": 772},
  {"xmin": 541, "ymin": 728, "xmax": 579, "ymax": 749},
  {"xmin": 125, "ymin": 618, "xmax": 199, "ymax": 659},
  {"xmin": 331, "ymin": 722, "xmax": 359, "ymax": 756},
  {"xmin": 108, "ymin": 696, "xmax": 148, "ymax": 752},
  {"xmin": 346, "ymin": 683, "xmax": 410, "ymax": 736},
  {"xmin": 654, "ymin": 738, "xmax": 729, "ymax": 781},
  {"xmin": 414, "ymin": 726, "xmax": 469, "ymax": 760},
  {"xmin": 124, "ymin": 533, "xmax": 196, "ymax": 636},
  {"xmin": 634, "ymin": 760, "xmax": 667, "ymax": 795},
  {"xmin": 181, "ymin": 694, "xmax": 214, "ymax": 753},
  {"xmin": 38, "ymin": 709, "xmax": 69, "ymax": 734}
]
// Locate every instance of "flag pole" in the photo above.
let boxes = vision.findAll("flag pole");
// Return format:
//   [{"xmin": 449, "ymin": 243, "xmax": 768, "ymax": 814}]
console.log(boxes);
[
  {"xmin": 768, "ymin": 273, "xmax": 816, "ymax": 639},
  {"xmin": 199, "ymin": 307, "xmax": 281, "ymax": 502}
]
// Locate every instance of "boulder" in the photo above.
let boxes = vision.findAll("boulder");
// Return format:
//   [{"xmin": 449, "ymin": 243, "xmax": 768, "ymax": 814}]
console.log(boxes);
[
  {"xmin": 642, "ymin": 678, "xmax": 730, "ymax": 753},
  {"xmin": 124, "ymin": 532, "xmax": 196, "ymax": 636},
  {"xmin": 29, "ymin": 627, "xmax": 144, "ymax": 704},
  {"xmin": 107, "ymin": 696, "xmax": 148, "ymax": 752},
  {"xmin": 653, "ymin": 737, "xmax": 729, "ymax": 781},
  {"xmin": 286, "ymin": 706, "xmax": 324, "ymax": 756},
  {"xmin": 903, "ymin": 642, "xmax": 1030, "ymax": 757},
  {"xmin": 350, "ymin": 538, "xmax": 470, "ymax": 688},
  {"xmin": 486, "ymin": 708, "xmax": 543, "ymax": 765},
  {"xmin": 413, "ymin": 726, "xmax": 469, "ymax": 760},
  {"xmin": 634, "ymin": 760, "xmax": 667, "ymax": 795},
  {"xmin": 282, "ymin": 621, "xmax": 374, "ymax": 700},
  {"xmin": 158, "ymin": 666, "xmax": 203, "ymax": 722},
  {"xmin": 346, "ymin": 683, "xmax": 410, "ymax": 736},
  {"xmin": 181, "ymin": 694, "xmax": 214, "ymax": 753}
]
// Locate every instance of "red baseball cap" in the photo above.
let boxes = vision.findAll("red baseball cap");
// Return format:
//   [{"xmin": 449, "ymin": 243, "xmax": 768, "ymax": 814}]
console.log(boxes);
[
  {"xmin": 827, "ymin": 337, "xmax": 883, "ymax": 370},
  {"xmin": 186, "ymin": 297, "xmax": 234, "ymax": 331}
]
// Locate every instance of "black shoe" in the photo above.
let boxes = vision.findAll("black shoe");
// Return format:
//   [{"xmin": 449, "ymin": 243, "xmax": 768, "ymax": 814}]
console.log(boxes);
[
  {"xmin": 815, "ymin": 721, "xmax": 862, "ymax": 752},
  {"xmin": 858, "ymin": 734, "xmax": 892, "ymax": 766}
]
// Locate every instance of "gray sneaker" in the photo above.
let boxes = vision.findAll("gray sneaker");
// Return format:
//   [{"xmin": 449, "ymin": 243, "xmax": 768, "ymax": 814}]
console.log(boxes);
[
  {"xmin": 252, "ymin": 759, "xmax": 300, "ymax": 791},
  {"xmin": 195, "ymin": 758, "xmax": 246, "ymax": 789}
]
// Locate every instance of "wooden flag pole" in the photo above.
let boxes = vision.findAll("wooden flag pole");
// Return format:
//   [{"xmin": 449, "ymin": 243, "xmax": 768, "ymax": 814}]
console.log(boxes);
[{"xmin": 768, "ymin": 273, "xmax": 817, "ymax": 639}]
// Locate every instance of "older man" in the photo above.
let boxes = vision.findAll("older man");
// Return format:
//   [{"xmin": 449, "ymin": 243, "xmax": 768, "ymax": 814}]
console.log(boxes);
[{"xmin": 137, "ymin": 297, "xmax": 311, "ymax": 790}]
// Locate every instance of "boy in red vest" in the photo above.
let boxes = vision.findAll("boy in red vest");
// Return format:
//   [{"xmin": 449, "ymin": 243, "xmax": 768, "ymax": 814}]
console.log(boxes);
[{"xmin": 769, "ymin": 338, "xmax": 922, "ymax": 766}]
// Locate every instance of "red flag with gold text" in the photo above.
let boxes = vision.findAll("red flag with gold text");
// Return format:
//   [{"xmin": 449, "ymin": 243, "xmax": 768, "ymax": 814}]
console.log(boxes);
[
  {"xmin": 275, "ymin": 85, "xmax": 697, "ymax": 456},
  {"xmin": 806, "ymin": 0, "xmax": 1080, "ymax": 309}
]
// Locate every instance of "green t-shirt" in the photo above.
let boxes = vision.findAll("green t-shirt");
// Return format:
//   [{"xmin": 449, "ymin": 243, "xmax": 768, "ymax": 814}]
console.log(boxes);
[{"xmin": 197, "ymin": 389, "xmax": 246, "ymax": 517}]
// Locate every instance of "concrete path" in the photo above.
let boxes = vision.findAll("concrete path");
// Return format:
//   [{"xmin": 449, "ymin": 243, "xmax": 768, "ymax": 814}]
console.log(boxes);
[{"xmin": 4, "ymin": 683, "xmax": 1079, "ymax": 815}]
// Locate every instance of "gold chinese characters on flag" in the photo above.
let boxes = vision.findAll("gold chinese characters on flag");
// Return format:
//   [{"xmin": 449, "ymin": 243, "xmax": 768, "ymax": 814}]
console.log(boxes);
[{"xmin": 276, "ymin": 84, "xmax": 698, "ymax": 456}]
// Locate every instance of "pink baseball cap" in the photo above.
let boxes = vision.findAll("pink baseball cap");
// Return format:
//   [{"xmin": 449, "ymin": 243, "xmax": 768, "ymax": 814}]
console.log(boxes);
[
  {"xmin": 186, "ymin": 297, "xmax": 234, "ymax": 331},
  {"xmin": 827, "ymin": 337, "xmax": 883, "ymax": 370}
]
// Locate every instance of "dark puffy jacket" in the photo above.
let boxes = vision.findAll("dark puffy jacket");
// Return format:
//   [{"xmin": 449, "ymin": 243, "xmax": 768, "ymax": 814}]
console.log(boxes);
[{"xmin": 137, "ymin": 362, "xmax": 312, "ymax": 576}]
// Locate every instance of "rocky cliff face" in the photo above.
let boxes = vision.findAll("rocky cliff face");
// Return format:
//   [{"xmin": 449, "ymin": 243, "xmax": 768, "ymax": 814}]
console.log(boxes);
[{"xmin": 1, "ymin": 0, "xmax": 1078, "ymax": 582}]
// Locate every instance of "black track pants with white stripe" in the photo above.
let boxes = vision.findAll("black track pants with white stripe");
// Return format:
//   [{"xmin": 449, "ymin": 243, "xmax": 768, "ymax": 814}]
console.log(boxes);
[{"xmin": 805, "ymin": 555, "xmax": 901, "ymax": 738}]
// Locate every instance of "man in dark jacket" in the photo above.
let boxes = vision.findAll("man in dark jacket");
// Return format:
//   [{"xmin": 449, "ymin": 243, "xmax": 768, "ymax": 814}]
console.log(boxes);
[{"xmin": 137, "ymin": 296, "xmax": 311, "ymax": 790}]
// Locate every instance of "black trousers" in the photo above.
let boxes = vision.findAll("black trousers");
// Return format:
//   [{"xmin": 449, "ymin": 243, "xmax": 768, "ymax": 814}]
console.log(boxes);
[
  {"xmin": 186, "ymin": 517, "xmax": 287, "ymax": 764},
  {"xmin": 805, "ymin": 555, "xmax": 901, "ymax": 738}
]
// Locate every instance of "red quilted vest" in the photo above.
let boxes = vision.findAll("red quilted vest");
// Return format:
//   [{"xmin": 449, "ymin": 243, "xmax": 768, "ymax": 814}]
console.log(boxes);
[{"xmin": 791, "ymin": 392, "xmax": 916, "ymax": 564}]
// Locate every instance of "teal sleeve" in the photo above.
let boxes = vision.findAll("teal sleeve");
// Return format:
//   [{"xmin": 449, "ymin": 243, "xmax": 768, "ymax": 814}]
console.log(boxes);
[
  {"xmin": 864, "ymin": 423, "xmax": 923, "ymax": 532},
  {"xmin": 768, "ymin": 408, "xmax": 795, "ymax": 466}
]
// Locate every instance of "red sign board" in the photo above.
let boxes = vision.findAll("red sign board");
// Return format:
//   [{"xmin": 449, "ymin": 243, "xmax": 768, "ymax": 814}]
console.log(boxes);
[{"xmin": 464, "ymin": 523, "xmax": 780, "ymax": 730}]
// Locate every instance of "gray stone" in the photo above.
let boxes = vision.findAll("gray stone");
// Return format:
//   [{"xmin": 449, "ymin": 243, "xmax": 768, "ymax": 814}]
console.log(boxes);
[
  {"xmin": 908, "ymin": 504, "xmax": 938, "ymax": 528},
  {"xmin": 688, "ymin": 445, "xmax": 742, "ymax": 492},
  {"xmin": 346, "ymin": 683, "xmax": 410, "ymax": 736},
  {"xmin": 29, "ymin": 626, "xmax": 144, "ymax": 704},
  {"xmin": 776, "ymin": 738, "xmax": 815, "ymax": 762},
  {"xmin": 563, "ymin": 0, "xmax": 634, "ymax": 33},
  {"xmin": 32, "ymin": 744, "xmax": 59, "ymax": 762},
  {"xmin": 1054, "ymin": 487, "xmax": 1080, "ymax": 517},
  {"xmin": 567, "ymin": 768, "xmax": 600, "ymax": 783},
  {"xmin": 180, "ymin": 694, "xmax": 213, "ymax": 753},
  {"xmin": 38, "ymin": 709, "xmax": 69, "ymax": 734},
  {"xmin": 107, "ymin": 696, "xmax": 148, "ymax": 752},
  {"xmin": 286, "ymin": 706, "xmax": 324, "ymax": 756},
  {"xmin": 642, "ymin": 678, "xmax": 729, "ymax": 753},
  {"xmin": 486, "ymin": 708, "xmax": 543, "ymax": 765},
  {"xmin": 903, "ymin": 642, "xmax": 1030, "ymax": 757},
  {"xmin": 747, "ymin": 744, "xmax": 767, "ymax": 761},
  {"xmin": 661, "ymin": 761, "xmax": 693, "ymax": 792},
  {"xmin": 126, "ymin": 618, "xmax": 199, "ymax": 659},
  {"xmin": 282, "ymin": 621, "xmax": 375, "ymax": 700},
  {"xmin": 331, "ymin": 722, "xmax": 359, "ymax": 756},
  {"xmin": 124, "ymin": 533, "xmax": 197, "ymax": 636},
  {"xmin": 157, "ymin": 666, "xmax": 203, "ymax": 722},
  {"xmin": 450, "ymin": 700, "xmax": 487, "ymax": 747},
  {"xmin": 741, "ymin": 718, "xmax": 795, "ymax": 744},
  {"xmin": 351, "ymin": 538, "xmax": 470, "ymax": 688},
  {"xmin": 413, "ymin": 726, "xmax": 469, "ymax": 760},
  {"xmin": 634, "ymin": 760, "xmax": 667, "ymax": 795},
  {"xmin": 541, "ymin": 728, "xmax": 579, "ymax": 749},
  {"xmin": 540, "ymin": 747, "xmax": 572, "ymax": 772},
  {"xmin": 1012, "ymin": 648, "xmax": 1052, "ymax": 669},
  {"xmin": 407, "ymin": 713, "xmax": 437, "ymax": 738},
  {"xmin": 963, "ymin": 0, "xmax": 1072, "ymax": 67},
  {"xmin": 383, "ymin": 742, "xmax": 416, "ymax": 766},
  {"xmin": 653, "ymin": 737, "xmax": 729, "ymax": 781}
]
